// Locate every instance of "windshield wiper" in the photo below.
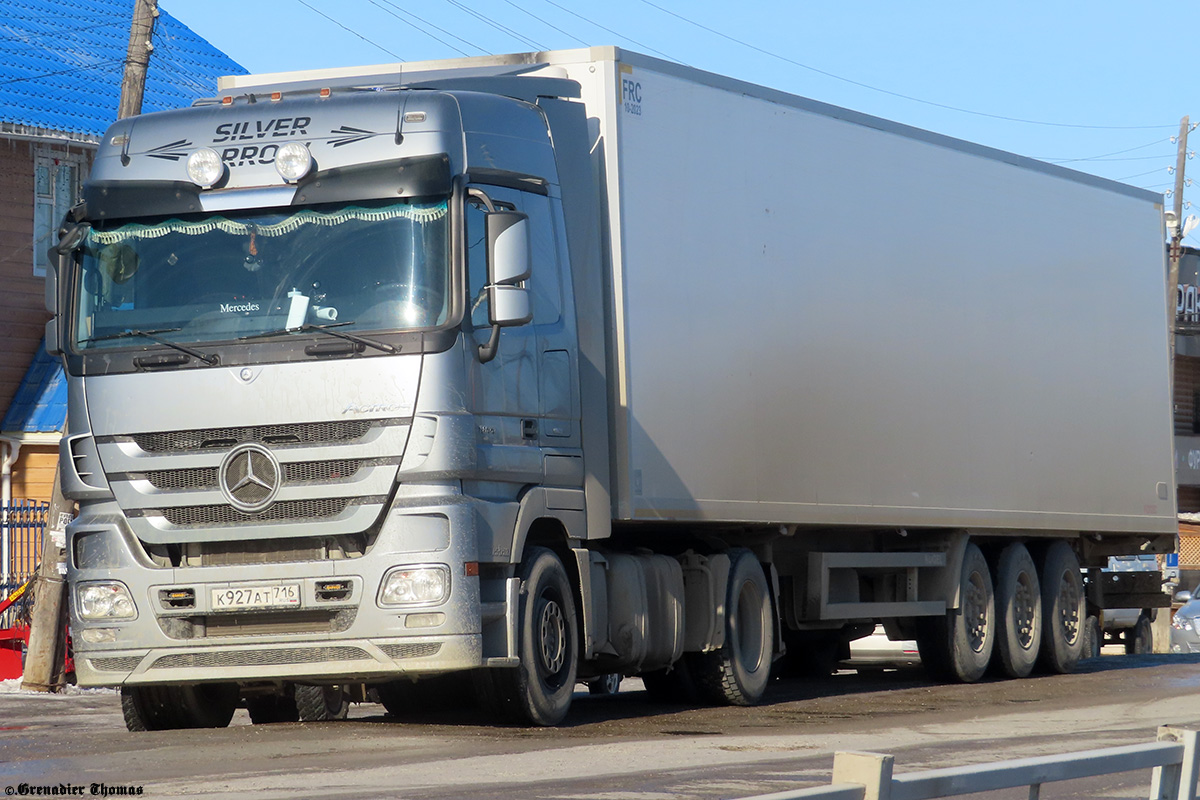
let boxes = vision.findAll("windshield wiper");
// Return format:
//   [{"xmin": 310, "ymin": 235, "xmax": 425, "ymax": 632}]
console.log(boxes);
[
  {"xmin": 82, "ymin": 328, "xmax": 218, "ymax": 365},
  {"xmin": 239, "ymin": 322, "xmax": 396, "ymax": 354}
]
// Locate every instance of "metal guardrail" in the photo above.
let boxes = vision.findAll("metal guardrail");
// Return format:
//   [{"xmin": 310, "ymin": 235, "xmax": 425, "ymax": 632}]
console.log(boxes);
[{"xmin": 737, "ymin": 727, "xmax": 1199, "ymax": 800}]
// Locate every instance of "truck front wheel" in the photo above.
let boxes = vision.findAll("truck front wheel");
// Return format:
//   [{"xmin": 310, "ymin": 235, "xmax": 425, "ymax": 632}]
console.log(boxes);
[
  {"xmin": 121, "ymin": 684, "xmax": 238, "ymax": 732},
  {"xmin": 479, "ymin": 546, "xmax": 578, "ymax": 726},
  {"xmin": 917, "ymin": 542, "xmax": 995, "ymax": 683},
  {"xmin": 691, "ymin": 548, "xmax": 774, "ymax": 706},
  {"xmin": 1036, "ymin": 541, "xmax": 1085, "ymax": 674}
]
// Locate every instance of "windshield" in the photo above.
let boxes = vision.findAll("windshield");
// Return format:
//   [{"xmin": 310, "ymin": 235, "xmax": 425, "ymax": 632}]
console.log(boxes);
[{"xmin": 72, "ymin": 198, "xmax": 450, "ymax": 350}]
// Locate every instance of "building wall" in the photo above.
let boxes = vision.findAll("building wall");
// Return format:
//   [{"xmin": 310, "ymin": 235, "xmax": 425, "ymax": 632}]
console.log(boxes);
[{"xmin": 0, "ymin": 138, "xmax": 91, "ymax": 418}]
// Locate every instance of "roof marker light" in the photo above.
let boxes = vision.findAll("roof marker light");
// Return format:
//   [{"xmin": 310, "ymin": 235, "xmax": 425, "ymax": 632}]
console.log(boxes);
[
  {"xmin": 319, "ymin": 88, "xmax": 331, "ymax": 98},
  {"xmin": 274, "ymin": 142, "xmax": 313, "ymax": 183},
  {"xmin": 186, "ymin": 147, "xmax": 226, "ymax": 189},
  {"xmin": 271, "ymin": 92, "xmax": 282, "ymax": 102},
  {"xmin": 221, "ymin": 96, "xmax": 233, "ymax": 106}
]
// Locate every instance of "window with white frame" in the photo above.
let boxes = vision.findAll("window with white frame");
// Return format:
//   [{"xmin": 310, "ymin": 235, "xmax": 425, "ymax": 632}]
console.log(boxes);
[{"xmin": 33, "ymin": 148, "xmax": 86, "ymax": 277}]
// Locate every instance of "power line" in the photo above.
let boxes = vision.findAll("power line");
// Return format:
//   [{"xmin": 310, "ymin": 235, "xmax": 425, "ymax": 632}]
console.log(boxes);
[
  {"xmin": 371, "ymin": 0, "xmax": 487, "ymax": 57},
  {"xmin": 1115, "ymin": 167, "xmax": 1171, "ymax": 182},
  {"xmin": 0, "ymin": 18, "xmax": 126, "ymax": 46},
  {"xmin": 541, "ymin": 0, "xmax": 682, "ymax": 63},
  {"xmin": 1038, "ymin": 136, "xmax": 1172, "ymax": 164},
  {"xmin": 1, "ymin": 60, "xmax": 126, "ymax": 87},
  {"xmin": 443, "ymin": 0, "xmax": 546, "ymax": 51},
  {"xmin": 294, "ymin": 0, "xmax": 404, "ymax": 61},
  {"xmin": 635, "ymin": 0, "xmax": 1176, "ymax": 131},
  {"xmin": 499, "ymin": 0, "xmax": 588, "ymax": 48}
]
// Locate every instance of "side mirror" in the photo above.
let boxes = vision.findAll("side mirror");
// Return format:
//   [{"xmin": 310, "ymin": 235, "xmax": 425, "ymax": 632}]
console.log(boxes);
[
  {"xmin": 486, "ymin": 211, "xmax": 531, "ymax": 286},
  {"xmin": 1176, "ymin": 590, "xmax": 1193, "ymax": 604},
  {"xmin": 478, "ymin": 210, "xmax": 532, "ymax": 364},
  {"xmin": 44, "ymin": 259, "xmax": 62, "ymax": 357}
]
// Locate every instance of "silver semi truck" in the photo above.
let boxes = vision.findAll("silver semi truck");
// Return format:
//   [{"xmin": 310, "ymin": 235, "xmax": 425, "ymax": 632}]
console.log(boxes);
[{"xmin": 47, "ymin": 47, "xmax": 1177, "ymax": 729}]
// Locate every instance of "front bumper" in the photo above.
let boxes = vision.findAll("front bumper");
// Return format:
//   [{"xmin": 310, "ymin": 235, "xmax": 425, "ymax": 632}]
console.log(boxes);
[{"xmin": 75, "ymin": 632, "xmax": 482, "ymax": 686}]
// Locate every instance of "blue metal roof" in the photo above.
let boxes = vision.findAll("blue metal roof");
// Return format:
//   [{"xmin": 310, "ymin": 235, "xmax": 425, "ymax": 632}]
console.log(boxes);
[
  {"xmin": 1, "ymin": 0, "xmax": 246, "ymax": 138},
  {"xmin": 1, "ymin": 341, "xmax": 66, "ymax": 435}
]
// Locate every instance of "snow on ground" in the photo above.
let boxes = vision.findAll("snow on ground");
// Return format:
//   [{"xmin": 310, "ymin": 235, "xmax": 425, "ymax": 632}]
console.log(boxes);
[{"xmin": 0, "ymin": 677, "xmax": 115, "ymax": 695}]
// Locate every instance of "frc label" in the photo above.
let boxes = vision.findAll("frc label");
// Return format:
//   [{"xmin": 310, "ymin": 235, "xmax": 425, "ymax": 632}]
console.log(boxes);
[{"xmin": 621, "ymin": 73, "xmax": 643, "ymax": 117}]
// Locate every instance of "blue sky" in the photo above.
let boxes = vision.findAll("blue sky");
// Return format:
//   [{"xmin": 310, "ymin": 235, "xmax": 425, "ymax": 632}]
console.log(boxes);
[{"xmin": 164, "ymin": 0, "xmax": 1198, "ymax": 245}]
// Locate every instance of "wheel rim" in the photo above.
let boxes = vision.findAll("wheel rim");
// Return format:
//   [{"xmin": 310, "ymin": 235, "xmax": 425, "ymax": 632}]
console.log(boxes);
[
  {"xmin": 965, "ymin": 570, "xmax": 989, "ymax": 652},
  {"xmin": 734, "ymin": 578, "xmax": 766, "ymax": 672},
  {"xmin": 536, "ymin": 592, "xmax": 567, "ymax": 680},
  {"xmin": 1057, "ymin": 572, "xmax": 1081, "ymax": 645},
  {"xmin": 1013, "ymin": 571, "xmax": 1037, "ymax": 649}
]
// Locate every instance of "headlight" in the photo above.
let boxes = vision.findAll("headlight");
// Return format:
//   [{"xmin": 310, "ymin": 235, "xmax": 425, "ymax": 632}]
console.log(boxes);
[
  {"xmin": 378, "ymin": 565, "xmax": 449, "ymax": 607},
  {"xmin": 186, "ymin": 147, "xmax": 226, "ymax": 189},
  {"xmin": 274, "ymin": 142, "xmax": 313, "ymax": 183},
  {"xmin": 77, "ymin": 582, "xmax": 137, "ymax": 620},
  {"xmin": 1172, "ymin": 616, "xmax": 1195, "ymax": 631}
]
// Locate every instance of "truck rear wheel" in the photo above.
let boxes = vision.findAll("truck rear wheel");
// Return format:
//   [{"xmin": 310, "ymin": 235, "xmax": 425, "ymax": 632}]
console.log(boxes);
[
  {"xmin": 479, "ymin": 546, "xmax": 578, "ymax": 726},
  {"xmin": 245, "ymin": 691, "xmax": 300, "ymax": 724},
  {"xmin": 1035, "ymin": 541, "xmax": 1085, "ymax": 674},
  {"xmin": 691, "ymin": 548, "xmax": 774, "ymax": 706},
  {"xmin": 916, "ymin": 542, "xmax": 995, "ymax": 683},
  {"xmin": 1126, "ymin": 614, "xmax": 1153, "ymax": 655},
  {"xmin": 121, "ymin": 684, "xmax": 238, "ymax": 732},
  {"xmin": 992, "ymin": 543, "xmax": 1041, "ymax": 678},
  {"xmin": 295, "ymin": 684, "xmax": 350, "ymax": 721}
]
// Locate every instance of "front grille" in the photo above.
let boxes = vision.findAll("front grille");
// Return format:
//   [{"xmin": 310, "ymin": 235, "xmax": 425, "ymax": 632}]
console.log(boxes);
[
  {"xmin": 141, "ymin": 460, "xmax": 367, "ymax": 492},
  {"xmin": 131, "ymin": 420, "xmax": 374, "ymax": 453},
  {"xmin": 158, "ymin": 498, "xmax": 349, "ymax": 527},
  {"xmin": 378, "ymin": 642, "xmax": 441, "ymax": 660},
  {"xmin": 89, "ymin": 656, "xmax": 144, "ymax": 672},
  {"xmin": 150, "ymin": 645, "xmax": 371, "ymax": 669}
]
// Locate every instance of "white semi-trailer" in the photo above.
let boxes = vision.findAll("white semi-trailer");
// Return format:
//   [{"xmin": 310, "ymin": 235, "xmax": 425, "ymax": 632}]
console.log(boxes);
[{"xmin": 47, "ymin": 47, "xmax": 1176, "ymax": 730}]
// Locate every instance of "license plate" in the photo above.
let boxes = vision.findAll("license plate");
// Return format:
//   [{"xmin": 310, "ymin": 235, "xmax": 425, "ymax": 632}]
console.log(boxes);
[{"xmin": 211, "ymin": 583, "xmax": 301, "ymax": 611}]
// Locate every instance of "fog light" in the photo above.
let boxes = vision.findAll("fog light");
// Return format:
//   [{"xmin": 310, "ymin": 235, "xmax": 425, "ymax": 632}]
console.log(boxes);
[
  {"xmin": 77, "ymin": 582, "xmax": 137, "ymax": 620},
  {"xmin": 274, "ymin": 142, "xmax": 313, "ymax": 183},
  {"xmin": 186, "ymin": 147, "xmax": 226, "ymax": 189},
  {"xmin": 78, "ymin": 628, "xmax": 118, "ymax": 644},
  {"xmin": 379, "ymin": 565, "xmax": 449, "ymax": 607},
  {"xmin": 405, "ymin": 612, "xmax": 445, "ymax": 629}
]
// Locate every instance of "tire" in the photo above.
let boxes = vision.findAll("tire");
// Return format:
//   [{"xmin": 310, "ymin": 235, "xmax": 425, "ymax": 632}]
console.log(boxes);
[
  {"xmin": 1036, "ymin": 541, "xmax": 1085, "ymax": 674},
  {"xmin": 246, "ymin": 692, "xmax": 299, "ymax": 724},
  {"xmin": 295, "ymin": 684, "xmax": 350, "ymax": 721},
  {"xmin": 916, "ymin": 542, "xmax": 995, "ymax": 683},
  {"xmin": 479, "ymin": 546, "xmax": 578, "ymax": 726},
  {"xmin": 640, "ymin": 660, "xmax": 701, "ymax": 704},
  {"xmin": 1081, "ymin": 615, "xmax": 1102, "ymax": 660},
  {"xmin": 585, "ymin": 673, "xmax": 621, "ymax": 695},
  {"xmin": 992, "ymin": 543, "xmax": 1041, "ymax": 678},
  {"xmin": 1127, "ymin": 615, "xmax": 1153, "ymax": 655},
  {"xmin": 691, "ymin": 548, "xmax": 775, "ymax": 706},
  {"xmin": 121, "ymin": 684, "xmax": 238, "ymax": 732}
]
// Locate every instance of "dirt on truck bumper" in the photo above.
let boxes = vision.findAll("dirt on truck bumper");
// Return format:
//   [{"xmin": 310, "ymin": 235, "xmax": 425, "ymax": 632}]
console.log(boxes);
[{"xmin": 74, "ymin": 633, "xmax": 483, "ymax": 686}]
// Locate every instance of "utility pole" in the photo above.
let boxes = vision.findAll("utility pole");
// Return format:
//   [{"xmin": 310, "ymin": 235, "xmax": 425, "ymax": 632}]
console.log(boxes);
[
  {"xmin": 118, "ymin": 0, "xmax": 159, "ymax": 120},
  {"xmin": 21, "ymin": 470, "xmax": 74, "ymax": 692},
  {"xmin": 1163, "ymin": 116, "xmax": 1190, "ymax": 654}
]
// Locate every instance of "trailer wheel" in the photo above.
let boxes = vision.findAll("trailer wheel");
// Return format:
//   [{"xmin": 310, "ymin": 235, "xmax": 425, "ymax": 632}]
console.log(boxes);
[
  {"xmin": 1035, "ymin": 541, "xmax": 1085, "ymax": 674},
  {"xmin": 295, "ymin": 684, "xmax": 350, "ymax": 721},
  {"xmin": 692, "ymin": 548, "xmax": 774, "ymax": 706},
  {"xmin": 479, "ymin": 546, "xmax": 578, "ymax": 726},
  {"xmin": 992, "ymin": 543, "xmax": 1041, "ymax": 678},
  {"xmin": 585, "ymin": 673, "xmax": 622, "ymax": 695},
  {"xmin": 916, "ymin": 542, "xmax": 995, "ymax": 683},
  {"xmin": 1126, "ymin": 614, "xmax": 1153, "ymax": 655},
  {"xmin": 121, "ymin": 684, "xmax": 238, "ymax": 732},
  {"xmin": 246, "ymin": 692, "xmax": 299, "ymax": 724}
]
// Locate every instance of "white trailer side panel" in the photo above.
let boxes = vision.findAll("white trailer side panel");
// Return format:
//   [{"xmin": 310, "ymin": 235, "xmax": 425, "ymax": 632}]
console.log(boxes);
[{"xmin": 559, "ymin": 51, "xmax": 1175, "ymax": 534}]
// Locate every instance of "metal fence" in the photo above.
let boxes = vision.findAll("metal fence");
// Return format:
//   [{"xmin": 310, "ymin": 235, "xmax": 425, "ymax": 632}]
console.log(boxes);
[
  {"xmin": 736, "ymin": 727, "xmax": 1199, "ymax": 800},
  {"xmin": 1, "ymin": 500, "xmax": 48, "ymax": 629}
]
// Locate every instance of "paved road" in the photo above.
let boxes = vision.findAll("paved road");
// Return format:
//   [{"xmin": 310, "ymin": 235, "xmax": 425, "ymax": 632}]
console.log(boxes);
[{"xmin": 3, "ymin": 653, "xmax": 1200, "ymax": 799}]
